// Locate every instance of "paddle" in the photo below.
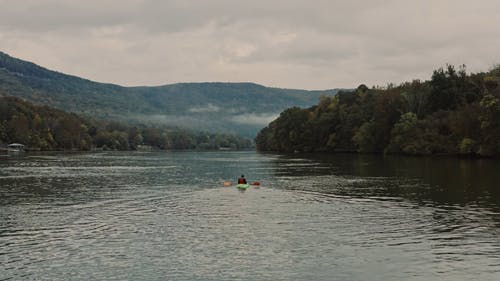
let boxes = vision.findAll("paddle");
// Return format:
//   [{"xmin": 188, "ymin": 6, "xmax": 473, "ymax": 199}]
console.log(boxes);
[{"xmin": 223, "ymin": 181, "xmax": 261, "ymax": 186}]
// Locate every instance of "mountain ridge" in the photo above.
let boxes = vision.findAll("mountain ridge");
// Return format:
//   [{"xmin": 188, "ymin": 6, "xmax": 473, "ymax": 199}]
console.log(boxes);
[{"xmin": 0, "ymin": 51, "xmax": 341, "ymax": 136}]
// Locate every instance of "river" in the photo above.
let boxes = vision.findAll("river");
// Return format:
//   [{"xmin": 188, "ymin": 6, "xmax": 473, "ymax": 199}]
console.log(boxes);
[{"xmin": 1, "ymin": 151, "xmax": 499, "ymax": 280}]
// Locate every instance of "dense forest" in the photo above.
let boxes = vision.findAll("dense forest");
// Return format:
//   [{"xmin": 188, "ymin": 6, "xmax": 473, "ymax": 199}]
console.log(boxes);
[
  {"xmin": 256, "ymin": 65, "xmax": 500, "ymax": 157},
  {"xmin": 0, "ymin": 96, "xmax": 252, "ymax": 151}
]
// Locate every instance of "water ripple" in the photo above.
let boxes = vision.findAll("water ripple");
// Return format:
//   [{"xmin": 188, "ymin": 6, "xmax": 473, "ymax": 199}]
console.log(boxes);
[{"xmin": 0, "ymin": 151, "xmax": 499, "ymax": 280}]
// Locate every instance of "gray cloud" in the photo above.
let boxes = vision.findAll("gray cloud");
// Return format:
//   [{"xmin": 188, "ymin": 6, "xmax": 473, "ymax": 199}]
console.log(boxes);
[{"xmin": 1, "ymin": 0, "xmax": 499, "ymax": 89}]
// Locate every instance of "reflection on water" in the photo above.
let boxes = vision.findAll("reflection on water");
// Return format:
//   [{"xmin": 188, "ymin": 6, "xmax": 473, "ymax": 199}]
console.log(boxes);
[
  {"xmin": 0, "ymin": 151, "xmax": 499, "ymax": 280},
  {"xmin": 271, "ymin": 153, "xmax": 500, "ymax": 209}
]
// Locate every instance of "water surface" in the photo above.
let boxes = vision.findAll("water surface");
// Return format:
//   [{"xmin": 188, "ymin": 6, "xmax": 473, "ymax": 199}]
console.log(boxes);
[{"xmin": 1, "ymin": 151, "xmax": 499, "ymax": 280}]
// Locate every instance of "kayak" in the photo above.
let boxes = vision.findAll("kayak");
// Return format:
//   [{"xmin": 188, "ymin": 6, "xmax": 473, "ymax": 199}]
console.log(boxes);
[{"xmin": 236, "ymin": 183, "xmax": 250, "ymax": 189}]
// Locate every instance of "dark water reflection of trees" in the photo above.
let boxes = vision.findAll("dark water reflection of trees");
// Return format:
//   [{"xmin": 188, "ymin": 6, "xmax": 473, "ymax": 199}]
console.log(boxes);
[{"xmin": 269, "ymin": 153, "xmax": 500, "ymax": 211}]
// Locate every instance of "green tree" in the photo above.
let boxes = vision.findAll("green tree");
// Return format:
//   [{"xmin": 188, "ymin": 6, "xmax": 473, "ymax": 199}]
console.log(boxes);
[
  {"xmin": 7, "ymin": 114, "xmax": 30, "ymax": 143},
  {"xmin": 352, "ymin": 121, "xmax": 379, "ymax": 152},
  {"xmin": 429, "ymin": 65, "xmax": 464, "ymax": 112},
  {"xmin": 478, "ymin": 95, "xmax": 500, "ymax": 156},
  {"xmin": 400, "ymin": 80, "xmax": 430, "ymax": 117},
  {"xmin": 386, "ymin": 112, "xmax": 421, "ymax": 154}
]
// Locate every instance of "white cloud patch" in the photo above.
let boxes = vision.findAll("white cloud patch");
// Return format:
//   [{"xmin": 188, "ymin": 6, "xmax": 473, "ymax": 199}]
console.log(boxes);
[
  {"xmin": 188, "ymin": 103, "xmax": 221, "ymax": 113},
  {"xmin": 231, "ymin": 113, "xmax": 279, "ymax": 126},
  {"xmin": 134, "ymin": 114, "xmax": 214, "ymax": 130}
]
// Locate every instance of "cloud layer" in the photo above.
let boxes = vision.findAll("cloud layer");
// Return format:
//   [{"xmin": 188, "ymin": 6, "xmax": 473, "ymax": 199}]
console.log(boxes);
[{"xmin": 1, "ymin": 0, "xmax": 499, "ymax": 89}]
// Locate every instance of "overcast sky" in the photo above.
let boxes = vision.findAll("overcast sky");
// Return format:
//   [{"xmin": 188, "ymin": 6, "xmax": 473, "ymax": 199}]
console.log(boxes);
[{"xmin": 1, "ymin": 0, "xmax": 499, "ymax": 89}]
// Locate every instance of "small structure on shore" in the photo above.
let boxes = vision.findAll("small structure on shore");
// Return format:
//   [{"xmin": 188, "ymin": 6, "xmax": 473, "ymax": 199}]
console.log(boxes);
[{"xmin": 7, "ymin": 143, "xmax": 25, "ymax": 152}]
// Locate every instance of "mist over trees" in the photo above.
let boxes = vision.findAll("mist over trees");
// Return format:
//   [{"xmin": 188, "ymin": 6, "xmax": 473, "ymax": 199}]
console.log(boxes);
[
  {"xmin": 256, "ymin": 65, "xmax": 500, "ymax": 157},
  {"xmin": 0, "ymin": 96, "xmax": 252, "ymax": 151}
]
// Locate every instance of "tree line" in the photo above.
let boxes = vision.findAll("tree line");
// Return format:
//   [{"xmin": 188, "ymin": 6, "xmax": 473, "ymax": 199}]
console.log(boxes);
[
  {"xmin": 0, "ymin": 96, "xmax": 252, "ymax": 151},
  {"xmin": 256, "ymin": 65, "xmax": 500, "ymax": 157}
]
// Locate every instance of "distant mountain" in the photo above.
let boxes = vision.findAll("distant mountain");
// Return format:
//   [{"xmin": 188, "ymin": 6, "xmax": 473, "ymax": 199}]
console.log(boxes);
[{"xmin": 0, "ymin": 51, "xmax": 341, "ymax": 136}]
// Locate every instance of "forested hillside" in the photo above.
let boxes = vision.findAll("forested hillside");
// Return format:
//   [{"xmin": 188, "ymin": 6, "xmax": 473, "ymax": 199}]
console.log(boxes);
[
  {"xmin": 0, "ymin": 96, "xmax": 251, "ymax": 151},
  {"xmin": 0, "ymin": 51, "xmax": 339, "ymax": 136},
  {"xmin": 256, "ymin": 65, "xmax": 500, "ymax": 157}
]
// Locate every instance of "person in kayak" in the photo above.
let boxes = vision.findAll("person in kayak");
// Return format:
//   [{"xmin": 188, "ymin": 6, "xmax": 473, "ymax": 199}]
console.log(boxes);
[{"xmin": 238, "ymin": 175, "xmax": 247, "ymax": 184}]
